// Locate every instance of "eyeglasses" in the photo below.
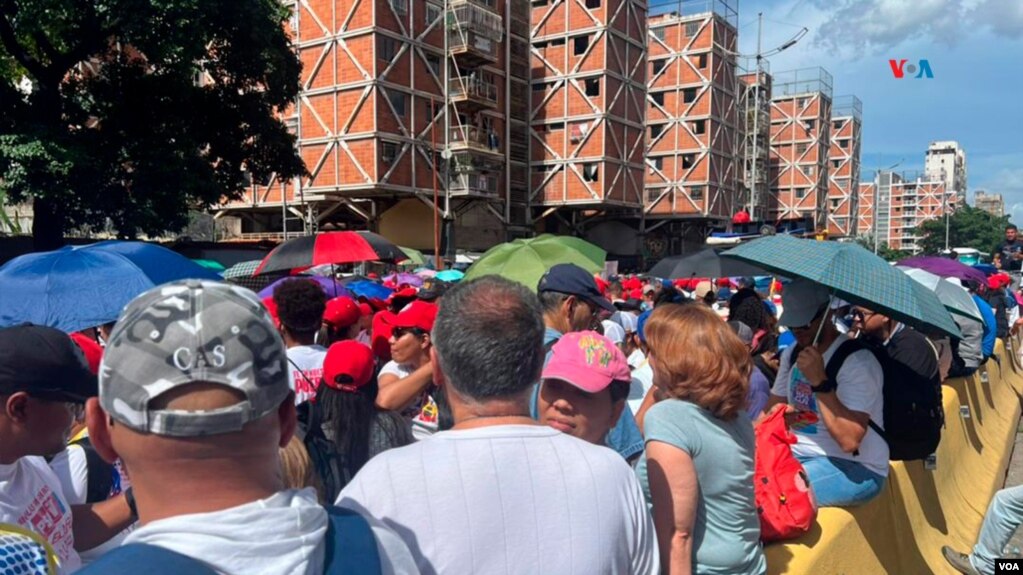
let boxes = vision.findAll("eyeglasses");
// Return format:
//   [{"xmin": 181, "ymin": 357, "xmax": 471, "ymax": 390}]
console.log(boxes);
[{"xmin": 851, "ymin": 309, "xmax": 876, "ymax": 322}]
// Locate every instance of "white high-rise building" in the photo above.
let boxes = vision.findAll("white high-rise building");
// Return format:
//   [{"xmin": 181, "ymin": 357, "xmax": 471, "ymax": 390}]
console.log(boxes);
[{"xmin": 924, "ymin": 140, "xmax": 967, "ymax": 202}]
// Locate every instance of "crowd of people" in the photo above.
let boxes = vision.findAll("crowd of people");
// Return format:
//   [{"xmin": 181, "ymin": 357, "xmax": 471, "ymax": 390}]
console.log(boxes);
[{"xmin": 3, "ymin": 227, "xmax": 1023, "ymax": 574}]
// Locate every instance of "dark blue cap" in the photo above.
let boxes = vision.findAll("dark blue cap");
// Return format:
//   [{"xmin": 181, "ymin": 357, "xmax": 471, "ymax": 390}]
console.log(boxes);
[{"xmin": 537, "ymin": 264, "xmax": 615, "ymax": 313}]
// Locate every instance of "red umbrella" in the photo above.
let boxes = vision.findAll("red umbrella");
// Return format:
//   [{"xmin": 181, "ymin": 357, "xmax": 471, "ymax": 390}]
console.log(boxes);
[{"xmin": 254, "ymin": 232, "xmax": 406, "ymax": 275}]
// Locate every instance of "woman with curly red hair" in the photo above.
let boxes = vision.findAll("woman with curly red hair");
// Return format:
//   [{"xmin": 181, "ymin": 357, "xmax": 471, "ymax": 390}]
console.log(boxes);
[{"xmin": 636, "ymin": 304, "xmax": 766, "ymax": 575}]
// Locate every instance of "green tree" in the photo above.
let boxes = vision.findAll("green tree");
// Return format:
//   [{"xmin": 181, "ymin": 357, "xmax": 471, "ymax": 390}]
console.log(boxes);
[
  {"xmin": 915, "ymin": 206, "xmax": 1009, "ymax": 256},
  {"xmin": 853, "ymin": 235, "xmax": 910, "ymax": 262},
  {"xmin": 0, "ymin": 0, "xmax": 305, "ymax": 249}
]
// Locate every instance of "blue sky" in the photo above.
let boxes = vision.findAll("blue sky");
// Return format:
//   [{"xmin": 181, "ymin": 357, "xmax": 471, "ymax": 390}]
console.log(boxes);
[{"xmin": 711, "ymin": 0, "xmax": 1023, "ymax": 223}]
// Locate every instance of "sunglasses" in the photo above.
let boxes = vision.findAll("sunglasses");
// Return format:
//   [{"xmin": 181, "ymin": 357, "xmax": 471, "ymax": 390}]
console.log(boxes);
[
  {"xmin": 392, "ymin": 327, "xmax": 425, "ymax": 339},
  {"xmin": 851, "ymin": 309, "xmax": 876, "ymax": 322}
]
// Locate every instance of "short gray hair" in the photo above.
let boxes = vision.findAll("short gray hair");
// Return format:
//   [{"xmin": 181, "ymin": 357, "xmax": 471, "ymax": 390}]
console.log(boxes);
[{"xmin": 433, "ymin": 276, "xmax": 544, "ymax": 401}]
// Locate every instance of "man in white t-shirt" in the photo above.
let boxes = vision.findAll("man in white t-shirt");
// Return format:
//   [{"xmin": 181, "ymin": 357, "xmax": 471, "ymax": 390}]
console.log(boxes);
[
  {"xmin": 337, "ymin": 276, "xmax": 659, "ymax": 575},
  {"xmin": 273, "ymin": 278, "xmax": 329, "ymax": 405},
  {"xmin": 765, "ymin": 279, "xmax": 889, "ymax": 508},
  {"xmin": 79, "ymin": 281, "xmax": 416, "ymax": 574},
  {"xmin": 0, "ymin": 325, "xmax": 136, "ymax": 574}
]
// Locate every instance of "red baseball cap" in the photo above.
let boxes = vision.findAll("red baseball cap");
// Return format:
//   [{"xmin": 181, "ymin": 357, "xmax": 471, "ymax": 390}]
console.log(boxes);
[
  {"xmin": 323, "ymin": 296, "xmax": 361, "ymax": 328},
  {"xmin": 389, "ymin": 287, "xmax": 418, "ymax": 302},
  {"xmin": 384, "ymin": 300, "xmax": 438, "ymax": 332},
  {"xmin": 628, "ymin": 288, "xmax": 643, "ymax": 300},
  {"xmin": 70, "ymin": 332, "xmax": 103, "ymax": 375},
  {"xmin": 322, "ymin": 341, "xmax": 375, "ymax": 392},
  {"xmin": 371, "ymin": 311, "xmax": 397, "ymax": 361},
  {"xmin": 358, "ymin": 302, "xmax": 373, "ymax": 317}
]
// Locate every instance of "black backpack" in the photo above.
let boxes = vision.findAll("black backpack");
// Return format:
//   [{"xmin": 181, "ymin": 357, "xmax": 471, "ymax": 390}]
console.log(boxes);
[
  {"xmin": 304, "ymin": 403, "xmax": 354, "ymax": 503},
  {"xmin": 791, "ymin": 338, "xmax": 943, "ymax": 461},
  {"xmin": 70, "ymin": 436, "xmax": 117, "ymax": 503}
]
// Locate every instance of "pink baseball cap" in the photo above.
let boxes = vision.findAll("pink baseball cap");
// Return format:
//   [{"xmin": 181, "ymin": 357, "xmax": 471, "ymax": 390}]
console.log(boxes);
[{"xmin": 542, "ymin": 331, "xmax": 631, "ymax": 394}]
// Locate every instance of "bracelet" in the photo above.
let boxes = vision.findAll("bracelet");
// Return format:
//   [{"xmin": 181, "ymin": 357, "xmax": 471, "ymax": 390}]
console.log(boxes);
[
  {"xmin": 124, "ymin": 487, "xmax": 139, "ymax": 520},
  {"xmin": 813, "ymin": 378, "xmax": 838, "ymax": 394}
]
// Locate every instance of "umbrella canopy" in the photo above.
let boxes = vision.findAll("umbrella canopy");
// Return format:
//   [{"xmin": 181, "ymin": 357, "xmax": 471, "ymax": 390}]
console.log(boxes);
[
  {"xmin": 647, "ymin": 248, "xmax": 768, "ymax": 279},
  {"xmin": 415, "ymin": 268, "xmax": 437, "ymax": 278},
  {"xmin": 384, "ymin": 272, "xmax": 423, "ymax": 287},
  {"xmin": 192, "ymin": 258, "xmax": 226, "ymax": 273},
  {"xmin": 897, "ymin": 266, "xmax": 983, "ymax": 323},
  {"xmin": 255, "ymin": 274, "xmax": 351, "ymax": 296},
  {"xmin": 254, "ymin": 231, "xmax": 406, "ymax": 275},
  {"xmin": 345, "ymin": 280, "xmax": 394, "ymax": 301},
  {"xmin": 722, "ymin": 236, "xmax": 960, "ymax": 338},
  {"xmin": 436, "ymin": 269, "xmax": 465, "ymax": 282},
  {"xmin": 898, "ymin": 255, "xmax": 987, "ymax": 286},
  {"xmin": 0, "ymin": 241, "xmax": 222, "ymax": 333},
  {"xmin": 222, "ymin": 259, "xmax": 263, "ymax": 279},
  {"xmin": 399, "ymin": 246, "xmax": 427, "ymax": 267},
  {"xmin": 463, "ymin": 234, "xmax": 606, "ymax": 290}
]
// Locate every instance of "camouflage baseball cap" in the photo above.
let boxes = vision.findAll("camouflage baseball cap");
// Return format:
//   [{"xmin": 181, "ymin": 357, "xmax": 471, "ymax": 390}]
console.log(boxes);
[{"xmin": 100, "ymin": 280, "xmax": 290, "ymax": 437}]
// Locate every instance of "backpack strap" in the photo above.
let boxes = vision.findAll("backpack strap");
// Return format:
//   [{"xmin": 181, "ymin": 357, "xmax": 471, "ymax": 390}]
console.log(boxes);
[
  {"xmin": 71, "ymin": 436, "xmax": 116, "ymax": 503},
  {"xmin": 322, "ymin": 505, "xmax": 382, "ymax": 574},
  {"xmin": 822, "ymin": 339, "xmax": 888, "ymax": 445},
  {"xmin": 544, "ymin": 337, "xmax": 560, "ymax": 356},
  {"xmin": 76, "ymin": 543, "xmax": 219, "ymax": 574}
]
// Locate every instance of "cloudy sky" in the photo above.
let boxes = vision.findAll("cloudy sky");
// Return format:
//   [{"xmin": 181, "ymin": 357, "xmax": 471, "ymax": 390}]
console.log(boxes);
[{"xmin": 711, "ymin": 0, "xmax": 1023, "ymax": 222}]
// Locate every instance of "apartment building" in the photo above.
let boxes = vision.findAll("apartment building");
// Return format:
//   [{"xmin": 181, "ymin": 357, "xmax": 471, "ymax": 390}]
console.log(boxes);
[
  {"xmin": 766, "ymin": 67, "xmax": 833, "ymax": 230},
  {"xmin": 924, "ymin": 140, "xmax": 967, "ymax": 203},
  {"xmin": 825, "ymin": 95, "xmax": 861, "ymax": 238}
]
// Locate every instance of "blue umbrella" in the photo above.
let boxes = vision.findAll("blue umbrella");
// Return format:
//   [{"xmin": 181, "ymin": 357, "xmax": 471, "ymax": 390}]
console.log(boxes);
[
  {"xmin": 0, "ymin": 241, "xmax": 222, "ymax": 333},
  {"xmin": 257, "ymin": 276, "xmax": 352, "ymax": 300},
  {"xmin": 345, "ymin": 280, "xmax": 394, "ymax": 301},
  {"xmin": 722, "ymin": 235, "xmax": 960, "ymax": 338},
  {"xmin": 435, "ymin": 269, "xmax": 465, "ymax": 282}
]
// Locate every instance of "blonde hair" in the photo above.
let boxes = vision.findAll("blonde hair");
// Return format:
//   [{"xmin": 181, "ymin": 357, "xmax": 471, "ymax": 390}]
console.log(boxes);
[
  {"xmin": 279, "ymin": 435, "xmax": 325, "ymax": 503},
  {"xmin": 645, "ymin": 304, "xmax": 751, "ymax": 420}
]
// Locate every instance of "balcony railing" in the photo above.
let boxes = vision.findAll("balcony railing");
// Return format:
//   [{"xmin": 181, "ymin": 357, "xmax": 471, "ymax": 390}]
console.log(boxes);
[
  {"xmin": 450, "ymin": 172, "xmax": 499, "ymax": 197},
  {"xmin": 449, "ymin": 126, "xmax": 501, "ymax": 154},
  {"xmin": 448, "ymin": 75, "xmax": 498, "ymax": 107}
]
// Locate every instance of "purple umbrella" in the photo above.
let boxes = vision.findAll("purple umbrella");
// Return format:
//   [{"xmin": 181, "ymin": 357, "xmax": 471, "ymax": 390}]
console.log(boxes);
[
  {"xmin": 258, "ymin": 276, "xmax": 352, "ymax": 299},
  {"xmin": 383, "ymin": 272, "xmax": 423, "ymax": 287},
  {"xmin": 898, "ymin": 256, "xmax": 987, "ymax": 286}
]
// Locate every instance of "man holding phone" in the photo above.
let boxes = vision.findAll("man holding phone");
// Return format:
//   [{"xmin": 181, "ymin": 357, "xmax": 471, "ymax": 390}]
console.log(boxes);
[{"xmin": 764, "ymin": 279, "xmax": 889, "ymax": 508}]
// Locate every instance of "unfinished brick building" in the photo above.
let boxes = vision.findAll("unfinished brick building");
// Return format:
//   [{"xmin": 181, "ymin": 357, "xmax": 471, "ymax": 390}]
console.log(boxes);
[
  {"xmin": 529, "ymin": 0, "xmax": 647, "ymax": 232},
  {"xmin": 766, "ymin": 67, "xmax": 833, "ymax": 230},
  {"xmin": 643, "ymin": 1, "xmax": 738, "ymax": 222},
  {"xmin": 857, "ymin": 181, "xmax": 875, "ymax": 237},
  {"xmin": 825, "ymin": 95, "xmax": 862, "ymax": 238}
]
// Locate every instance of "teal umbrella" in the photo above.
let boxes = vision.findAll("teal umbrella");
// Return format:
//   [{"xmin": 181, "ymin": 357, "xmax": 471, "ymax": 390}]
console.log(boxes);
[
  {"xmin": 436, "ymin": 269, "xmax": 464, "ymax": 282},
  {"xmin": 722, "ymin": 236, "xmax": 960, "ymax": 338}
]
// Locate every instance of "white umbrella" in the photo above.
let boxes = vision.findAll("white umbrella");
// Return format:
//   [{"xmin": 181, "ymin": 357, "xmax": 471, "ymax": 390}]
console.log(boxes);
[{"xmin": 897, "ymin": 266, "xmax": 983, "ymax": 323}]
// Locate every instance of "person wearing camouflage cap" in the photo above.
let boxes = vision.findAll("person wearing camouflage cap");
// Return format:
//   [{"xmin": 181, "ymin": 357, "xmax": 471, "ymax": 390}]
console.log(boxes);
[{"xmin": 80, "ymin": 281, "xmax": 416, "ymax": 575}]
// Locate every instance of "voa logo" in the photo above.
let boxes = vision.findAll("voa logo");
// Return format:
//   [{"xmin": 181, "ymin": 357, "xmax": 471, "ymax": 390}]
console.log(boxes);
[{"xmin": 889, "ymin": 59, "xmax": 934, "ymax": 79}]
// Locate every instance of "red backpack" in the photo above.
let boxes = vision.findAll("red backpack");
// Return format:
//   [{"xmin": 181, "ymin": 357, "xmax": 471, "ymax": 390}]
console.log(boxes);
[{"xmin": 754, "ymin": 407, "xmax": 818, "ymax": 542}]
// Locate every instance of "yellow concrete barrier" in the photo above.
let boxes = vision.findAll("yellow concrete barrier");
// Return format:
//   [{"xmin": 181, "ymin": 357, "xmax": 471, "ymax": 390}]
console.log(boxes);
[{"xmin": 766, "ymin": 341, "xmax": 1023, "ymax": 574}]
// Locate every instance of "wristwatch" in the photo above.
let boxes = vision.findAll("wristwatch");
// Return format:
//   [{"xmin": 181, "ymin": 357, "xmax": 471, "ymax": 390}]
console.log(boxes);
[
  {"xmin": 124, "ymin": 487, "xmax": 139, "ymax": 520},
  {"xmin": 813, "ymin": 378, "xmax": 838, "ymax": 394}
]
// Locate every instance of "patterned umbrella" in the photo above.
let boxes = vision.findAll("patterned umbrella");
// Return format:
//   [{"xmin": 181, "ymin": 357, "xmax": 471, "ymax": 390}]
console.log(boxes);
[
  {"xmin": 222, "ymin": 259, "xmax": 263, "ymax": 279},
  {"xmin": 722, "ymin": 235, "xmax": 960, "ymax": 338},
  {"xmin": 254, "ymin": 231, "xmax": 406, "ymax": 275}
]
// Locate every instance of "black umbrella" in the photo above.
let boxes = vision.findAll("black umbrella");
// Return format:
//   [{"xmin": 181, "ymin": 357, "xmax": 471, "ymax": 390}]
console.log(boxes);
[{"xmin": 648, "ymin": 248, "xmax": 768, "ymax": 279}]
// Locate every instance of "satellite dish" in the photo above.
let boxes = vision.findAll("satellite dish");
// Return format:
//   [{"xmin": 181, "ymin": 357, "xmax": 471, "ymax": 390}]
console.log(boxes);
[{"xmin": 441, "ymin": 149, "xmax": 452, "ymax": 159}]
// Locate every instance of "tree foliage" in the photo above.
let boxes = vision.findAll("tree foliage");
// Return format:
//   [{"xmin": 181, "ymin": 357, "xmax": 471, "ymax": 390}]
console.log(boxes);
[
  {"xmin": 852, "ymin": 234, "xmax": 910, "ymax": 262},
  {"xmin": 0, "ymin": 0, "xmax": 305, "ymax": 248},
  {"xmin": 916, "ymin": 206, "xmax": 1009, "ymax": 256}
]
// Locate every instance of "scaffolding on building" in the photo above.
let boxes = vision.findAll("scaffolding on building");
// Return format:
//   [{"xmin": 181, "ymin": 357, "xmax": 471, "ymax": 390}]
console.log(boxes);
[
  {"xmin": 826, "ymin": 94, "xmax": 862, "ymax": 238},
  {"xmin": 737, "ymin": 57, "xmax": 771, "ymax": 221}
]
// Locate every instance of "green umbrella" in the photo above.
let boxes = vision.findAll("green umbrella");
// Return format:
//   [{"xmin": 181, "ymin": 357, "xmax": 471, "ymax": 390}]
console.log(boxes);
[
  {"xmin": 192, "ymin": 258, "xmax": 226, "ymax": 273},
  {"xmin": 464, "ymin": 234, "xmax": 606, "ymax": 291},
  {"xmin": 399, "ymin": 246, "xmax": 427, "ymax": 267},
  {"xmin": 722, "ymin": 235, "xmax": 960, "ymax": 338}
]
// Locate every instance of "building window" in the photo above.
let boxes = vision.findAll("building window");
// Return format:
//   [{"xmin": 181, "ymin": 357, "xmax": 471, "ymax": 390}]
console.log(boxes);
[
  {"xmin": 585, "ymin": 0, "xmax": 600, "ymax": 8},
  {"xmin": 387, "ymin": 90, "xmax": 407, "ymax": 117},
  {"xmin": 795, "ymin": 143, "xmax": 807, "ymax": 154},
  {"xmin": 585, "ymin": 78, "xmax": 599, "ymax": 97},
  {"xmin": 697, "ymin": 54, "xmax": 707, "ymax": 68},
  {"xmin": 382, "ymin": 142, "xmax": 398, "ymax": 164},
  {"xmin": 797, "ymin": 97, "xmax": 807, "ymax": 108},
  {"xmin": 804, "ymin": 119, "xmax": 816, "ymax": 131},
  {"xmin": 426, "ymin": 53, "xmax": 441, "ymax": 76},
  {"xmin": 685, "ymin": 21, "xmax": 699, "ymax": 37},
  {"xmin": 425, "ymin": 3, "xmax": 441, "ymax": 25},
  {"xmin": 531, "ymin": 0, "xmax": 547, "ymax": 6},
  {"xmin": 832, "ymin": 120, "xmax": 842, "ymax": 130},
  {"xmin": 840, "ymin": 139, "xmax": 850, "ymax": 149},
  {"xmin": 573, "ymin": 35, "xmax": 590, "ymax": 55},
  {"xmin": 690, "ymin": 186, "xmax": 704, "ymax": 199},
  {"xmin": 683, "ymin": 88, "xmax": 697, "ymax": 103},
  {"xmin": 651, "ymin": 92, "xmax": 664, "ymax": 106},
  {"xmin": 548, "ymin": 122, "xmax": 564, "ymax": 131},
  {"xmin": 649, "ymin": 157, "xmax": 663, "ymax": 172},
  {"xmin": 651, "ymin": 60, "xmax": 666, "ymax": 75},
  {"xmin": 805, "ymin": 165, "xmax": 815, "ymax": 177},
  {"xmin": 389, "ymin": 0, "xmax": 408, "ymax": 15},
  {"xmin": 583, "ymin": 163, "xmax": 599, "ymax": 182},
  {"xmin": 682, "ymin": 154, "xmax": 695, "ymax": 169},
  {"xmin": 652, "ymin": 28, "xmax": 665, "ymax": 42},
  {"xmin": 796, "ymin": 188, "xmax": 808, "ymax": 199},
  {"xmin": 692, "ymin": 120, "xmax": 705, "ymax": 134},
  {"xmin": 650, "ymin": 124, "xmax": 663, "ymax": 139},
  {"xmin": 379, "ymin": 37, "xmax": 398, "ymax": 62},
  {"xmin": 832, "ymin": 159, "xmax": 841, "ymax": 169}
]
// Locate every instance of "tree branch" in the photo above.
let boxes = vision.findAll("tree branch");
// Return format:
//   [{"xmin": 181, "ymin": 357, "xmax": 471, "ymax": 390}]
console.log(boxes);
[{"xmin": 0, "ymin": 3, "xmax": 48, "ymax": 82}]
